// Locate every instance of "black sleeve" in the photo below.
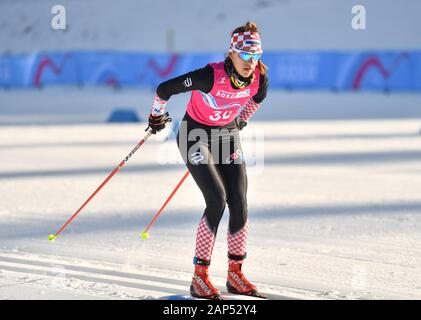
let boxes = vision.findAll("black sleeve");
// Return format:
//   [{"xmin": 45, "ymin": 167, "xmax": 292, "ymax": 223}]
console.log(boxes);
[
  {"xmin": 156, "ymin": 64, "xmax": 214, "ymax": 101},
  {"xmin": 252, "ymin": 73, "xmax": 268, "ymax": 104}
]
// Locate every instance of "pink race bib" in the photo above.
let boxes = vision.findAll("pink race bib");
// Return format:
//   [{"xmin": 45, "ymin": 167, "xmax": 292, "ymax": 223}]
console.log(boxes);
[{"xmin": 186, "ymin": 62, "xmax": 260, "ymax": 126}]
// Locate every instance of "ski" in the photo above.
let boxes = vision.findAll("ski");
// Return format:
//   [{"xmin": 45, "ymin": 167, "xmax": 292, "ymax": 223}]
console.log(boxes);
[
  {"xmin": 188, "ymin": 291, "xmax": 269, "ymax": 301},
  {"xmin": 220, "ymin": 291, "xmax": 267, "ymax": 300}
]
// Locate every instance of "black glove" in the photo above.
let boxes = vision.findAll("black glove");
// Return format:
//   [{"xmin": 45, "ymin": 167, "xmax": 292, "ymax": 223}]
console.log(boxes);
[
  {"xmin": 235, "ymin": 117, "xmax": 248, "ymax": 131},
  {"xmin": 145, "ymin": 111, "xmax": 172, "ymax": 134}
]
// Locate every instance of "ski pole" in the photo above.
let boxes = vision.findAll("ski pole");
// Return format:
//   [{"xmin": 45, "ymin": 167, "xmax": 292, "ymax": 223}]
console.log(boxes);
[
  {"xmin": 140, "ymin": 170, "xmax": 190, "ymax": 240},
  {"xmin": 48, "ymin": 130, "xmax": 154, "ymax": 242}
]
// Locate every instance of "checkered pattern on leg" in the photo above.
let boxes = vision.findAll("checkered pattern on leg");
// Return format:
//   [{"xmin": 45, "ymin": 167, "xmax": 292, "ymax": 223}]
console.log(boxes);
[
  {"xmin": 227, "ymin": 221, "xmax": 249, "ymax": 265},
  {"xmin": 194, "ymin": 216, "xmax": 216, "ymax": 261}
]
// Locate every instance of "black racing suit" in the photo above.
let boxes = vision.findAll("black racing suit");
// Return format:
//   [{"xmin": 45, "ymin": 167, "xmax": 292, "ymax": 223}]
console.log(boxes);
[{"xmin": 156, "ymin": 60, "xmax": 268, "ymax": 266}]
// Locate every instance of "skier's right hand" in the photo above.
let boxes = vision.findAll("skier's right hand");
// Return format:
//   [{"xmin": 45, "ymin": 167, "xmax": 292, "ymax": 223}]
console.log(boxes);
[{"xmin": 145, "ymin": 111, "xmax": 172, "ymax": 134}]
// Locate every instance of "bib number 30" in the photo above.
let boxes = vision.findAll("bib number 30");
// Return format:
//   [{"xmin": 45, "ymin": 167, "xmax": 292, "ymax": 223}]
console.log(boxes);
[{"xmin": 209, "ymin": 110, "xmax": 233, "ymax": 121}]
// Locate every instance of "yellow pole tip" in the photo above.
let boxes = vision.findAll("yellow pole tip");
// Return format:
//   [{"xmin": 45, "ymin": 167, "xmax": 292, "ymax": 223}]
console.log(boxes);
[{"xmin": 140, "ymin": 232, "xmax": 149, "ymax": 240}]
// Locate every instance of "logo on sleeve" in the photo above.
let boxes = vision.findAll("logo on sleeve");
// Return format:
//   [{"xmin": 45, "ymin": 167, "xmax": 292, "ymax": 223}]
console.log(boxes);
[{"xmin": 183, "ymin": 77, "xmax": 193, "ymax": 88}]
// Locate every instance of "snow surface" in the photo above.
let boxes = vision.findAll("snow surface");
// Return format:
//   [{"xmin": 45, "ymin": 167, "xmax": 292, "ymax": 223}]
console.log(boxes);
[{"xmin": 1, "ymin": 120, "xmax": 421, "ymax": 299}]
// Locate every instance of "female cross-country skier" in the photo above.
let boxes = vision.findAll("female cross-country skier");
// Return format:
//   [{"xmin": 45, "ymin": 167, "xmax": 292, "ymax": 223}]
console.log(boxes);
[{"xmin": 145, "ymin": 21, "xmax": 268, "ymax": 300}]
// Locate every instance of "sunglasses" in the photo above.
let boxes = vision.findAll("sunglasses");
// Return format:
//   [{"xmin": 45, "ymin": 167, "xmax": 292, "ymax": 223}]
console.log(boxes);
[{"xmin": 235, "ymin": 49, "xmax": 263, "ymax": 62}]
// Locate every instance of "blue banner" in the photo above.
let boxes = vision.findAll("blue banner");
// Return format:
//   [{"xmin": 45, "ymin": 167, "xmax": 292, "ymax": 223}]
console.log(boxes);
[{"xmin": 0, "ymin": 50, "xmax": 420, "ymax": 91}]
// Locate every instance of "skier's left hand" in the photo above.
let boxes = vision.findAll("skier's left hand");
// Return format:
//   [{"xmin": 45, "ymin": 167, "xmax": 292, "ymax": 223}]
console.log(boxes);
[{"xmin": 235, "ymin": 117, "xmax": 248, "ymax": 131}]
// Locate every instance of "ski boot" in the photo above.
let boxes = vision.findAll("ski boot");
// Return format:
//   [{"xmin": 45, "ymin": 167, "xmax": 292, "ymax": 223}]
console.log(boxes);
[
  {"xmin": 190, "ymin": 261, "xmax": 222, "ymax": 300},
  {"xmin": 226, "ymin": 263, "xmax": 266, "ymax": 298}
]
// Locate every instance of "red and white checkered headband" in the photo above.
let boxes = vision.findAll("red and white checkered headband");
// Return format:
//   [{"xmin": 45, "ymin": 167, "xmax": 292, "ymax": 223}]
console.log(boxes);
[{"xmin": 229, "ymin": 31, "xmax": 263, "ymax": 54}]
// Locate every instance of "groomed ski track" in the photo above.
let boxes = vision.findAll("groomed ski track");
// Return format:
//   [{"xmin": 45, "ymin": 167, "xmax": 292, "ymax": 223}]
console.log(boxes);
[{"xmin": 0, "ymin": 251, "xmax": 310, "ymax": 300}]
